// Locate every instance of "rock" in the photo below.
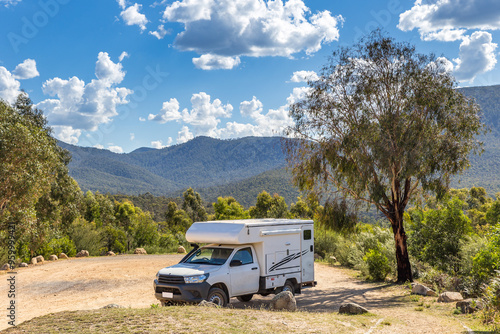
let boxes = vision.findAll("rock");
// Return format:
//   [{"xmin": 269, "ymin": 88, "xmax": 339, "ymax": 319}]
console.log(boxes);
[
  {"xmin": 49, "ymin": 255, "xmax": 58, "ymax": 261},
  {"xmin": 339, "ymin": 302, "xmax": 369, "ymax": 315},
  {"xmin": 314, "ymin": 253, "xmax": 323, "ymax": 260},
  {"xmin": 102, "ymin": 304, "xmax": 124, "ymax": 309},
  {"xmin": 31, "ymin": 257, "xmax": 37, "ymax": 265},
  {"xmin": 437, "ymin": 291, "xmax": 463, "ymax": 303},
  {"xmin": 198, "ymin": 300, "xmax": 219, "ymax": 308},
  {"xmin": 270, "ymin": 291, "xmax": 297, "ymax": 311},
  {"xmin": 19, "ymin": 263, "xmax": 28, "ymax": 268},
  {"xmin": 411, "ymin": 283, "xmax": 436, "ymax": 296},
  {"xmin": 134, "ymin": 248, "xmax": 147, "ymax": 255},
  {"xmin": 36, "ymin": 255, "xmax": 44, "ymax": 263},
  {"xmin": 1, "ymin": 263, "xmax": 10, "ymax": 270},
  {"xmin": 59, "ymin": 253, "xmax": 69, "ymax": 259},
  {"xmin": 76, "ymin": 250, "xmax": 89, "ymax": 257},
  {"xmin": 456, "ymin": 299, "xmax": 484, "ymax": 314},
  {"xmin": 106, "ymin": 251, "xmax": 116, "ymax": 256},
  {"xmin": 177, "ymin": 246, "xmax": 186, "ymax": 254},
  {"xmin": 329, "ymin": 256, "xmax": 337, "ymax": 262}
]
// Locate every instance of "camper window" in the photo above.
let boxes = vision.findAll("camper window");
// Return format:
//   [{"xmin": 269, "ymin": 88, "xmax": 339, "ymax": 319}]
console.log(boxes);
[
  {"xmin": 304, "ymin": 230, "xmax": 312, "ymax": 240},
  {"xmin": 232, "ymin": 247, "xmax": 253, "ymax": 265}
]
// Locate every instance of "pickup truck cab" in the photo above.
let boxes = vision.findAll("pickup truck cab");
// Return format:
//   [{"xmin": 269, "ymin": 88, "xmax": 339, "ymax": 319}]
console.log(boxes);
[{"xmin": 154, "ymin": 219, "xmax": 316, "ymax": 307}]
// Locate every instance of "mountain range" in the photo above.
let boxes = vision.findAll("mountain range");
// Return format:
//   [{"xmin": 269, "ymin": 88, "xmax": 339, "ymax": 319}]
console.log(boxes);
[{"xmin": 59, "ymin": 84, "xmax": 500, "ymax": 207}]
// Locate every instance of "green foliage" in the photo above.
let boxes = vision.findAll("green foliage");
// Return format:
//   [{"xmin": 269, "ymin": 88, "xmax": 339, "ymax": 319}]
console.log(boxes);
[
  {"xmin": 182, "ymin": 188, "xmax": 208, "ymax": 222},
  {"xmin": 47, "ymin": 236, "xmax": 77, "ymax": 257},
  {"xmin": 164, "ymin": 202, "xmax": 192, "ymax": 234},
  {"xmin": 249, "ymin": 191, "xmax": 289, "ymax": 218},
  {"xmin": 67, "ymin": 217, "xmax": 102, "ymax": 256},
  {"xmin": 100, "ymin": 225, "xmax": 127, "ymax": 254},
  {"xmin": 213, "ymin": 197, "xmax": 249, "ymax": 220},
  {"xmin": 364, "ymin": 248, "xmax": 391, "ymax": 281},
  {"xmin": 133, "ymin": 213, "xmax": 158, "ymax": 248},
  {"xmin": 472, "ymin": 225, "xmax": 500, "ymax": 281}
]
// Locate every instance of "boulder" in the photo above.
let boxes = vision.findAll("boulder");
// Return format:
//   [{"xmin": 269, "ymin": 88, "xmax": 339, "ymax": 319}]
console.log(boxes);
[
  {"xmin": 411, "ymin": 283, "xmax": 436, "ymax": 297},
  {"xmin": 36, "ymin": 255, "xmax": 44, "ymax": 263},
  {"xmin": 198, "ymin": 300, "xmax": 219, "ymax": 308},
  {"xmin": 76, "ymin": 250, "xmax": 89, "ymax": 257},
  {"xmin": 270, "ymin": 291, "xmax": 297, "ymax": 311},
  {"xmin": 102, "ymin": 304, "xmax": 124, "ymax": 309},
  {"xmin": 59, "ymin": 253, "xmax": 69, "ymax": 259},
  {"xmin": 1, "ymin": 263, "xmax": 10, "ymax": 270},
  {"xmin": 314, "ymin": 253, "xmax": 323, "ymax": 260},
  {"xmin": 106, "ymin": 251, "xmax": 116, "ymax": 256},
  {"xmin": 31, "ymin": 257, "xmax": 37, "ymax": 265},
  {"xmin": 19, "ymin": 263, "xmax": 28, "ymax": 268},
  {"xmin": 339, "ymin": 302, "xmax": 369, "ymax": 315},
  {"xmin": 49, "ymin": 255, "xmax": 58, "ymax": 261},
  {"xmin": 134, "ymin": 248, "xmax": 147, "ymax": 255},
  {"xmin": 437, "ymin": 291, "xmax": 463, "ymax": 303},
  {"xmin": 177, "ymin": 246, "xmax": 186, "ymax": 254},
  {"xmin": 456, "ymin": 299, "xmax": 484, "ymax": 314}
]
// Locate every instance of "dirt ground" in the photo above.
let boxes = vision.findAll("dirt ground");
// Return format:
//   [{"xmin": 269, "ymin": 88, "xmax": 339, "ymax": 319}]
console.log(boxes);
[{"xmin": 0, "ymin": 255, "xmax": 476, "ymax": 333}]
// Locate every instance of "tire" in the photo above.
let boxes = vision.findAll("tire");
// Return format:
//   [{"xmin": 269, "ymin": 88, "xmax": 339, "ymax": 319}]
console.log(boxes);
[
  {"xmin": 281, "ymin": 281, "xmax": 295, "ymax": 296},
  {"xmin": 207, "ymin": 287, "xmax": 228, "ymax": 307},
  {"xmin": 161, "ymin": 300, "xmax": 176, "ymax": 306},
  {"xmin": 236, "ymin": 294, "xmax": 253, "ymax": 302}
]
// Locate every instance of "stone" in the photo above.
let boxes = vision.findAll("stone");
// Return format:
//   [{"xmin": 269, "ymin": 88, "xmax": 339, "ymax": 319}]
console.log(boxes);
[
  {"xmin": 106, "ymin": 251, "xmax": 116, "ymax": 256},
  {"xmin": 31, "ymin": 257, "xmax": 37, "ymax": 265},
  {"xmin": 36, "ymin": 255, "xmax": 44, "ymax": 263},
  {"xmin": 1, "ymin": 263, "xmax": 10, "ymax": 270},
  {"xmin": 134, "ymin": 248, "xmax": 147, "ymax": 255},
  {"xmin": 437, "ymin": 291, "xmax": 463, "ymax": 303},
  {"xmin": 19, "ymin": 263, "xmax": 28, "ymax": 267},
  {"xmin": 270, "ymin": 291, "xmax": 297, "ymax": 311},
  {"xmin": 411, "ymin": 283, "xmax": 436, "ymax": 297},
  {"xmin": 456, "ymin": 299, "xmax": 484, "ymax": 314},
  {"xmin": 49, "ymin": 255, "xmax": 58, "ymax": 261},
  {"xmin": 177, "ymin": 246, "xmax": 186, "ymax": 254},
  {"xmin": 329, "ymin": 256, "xmax": 337, "ymax": 262},
  {"xmin": 102, "ymin": 304, "xmax": 124, "ymax": 309},
  {"xmin": 314, "ymin": 253, "xmax": 323, "ymax": 260},
  {"xmin": 198, "ymin": 300, "xmax": 219, "ymax": 308},
  {"xmin": 339, "ymin": 302, "xmax": 369, "ymax": 315},
  {"xmin": 76, "ymin": 250, "xmax": 89, "ymax": 257},
  {"xmin": 59, "ymin": 253, "xmax": 69, "ymax": 259}
]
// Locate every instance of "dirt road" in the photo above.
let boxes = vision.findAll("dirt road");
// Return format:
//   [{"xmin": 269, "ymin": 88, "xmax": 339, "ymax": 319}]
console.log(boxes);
[{"xmin": 0, "ymin": 255, "xmax": 473, "ymax": 333}]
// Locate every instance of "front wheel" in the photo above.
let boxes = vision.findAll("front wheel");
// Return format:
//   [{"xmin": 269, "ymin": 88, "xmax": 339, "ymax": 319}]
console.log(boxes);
[
  {"xmin": 207, "ymin": 287, "xmax": 228, "ymax": 307},
  {"xmin": 236, "ymin": 294, "xmax": 253, "ymax": 302}
]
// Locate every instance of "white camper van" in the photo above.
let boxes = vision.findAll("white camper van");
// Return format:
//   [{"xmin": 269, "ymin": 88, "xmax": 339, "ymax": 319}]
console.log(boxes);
[{"xmin": 154, "ymin": 219, "xmax": 316, "ymax": 306}]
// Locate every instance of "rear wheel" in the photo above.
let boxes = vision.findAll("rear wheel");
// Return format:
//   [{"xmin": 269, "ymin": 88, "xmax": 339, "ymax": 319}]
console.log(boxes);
[
  {"xmin": 207, "ymin": 287, "xmax": 228, "ymax": 307},
  {"xmin": 281, "ymin": 281, "xmax": 295, "ymax": 296},
  {"xmin": 236, "ymin": 294, "xmax": 253, "ymax": 302}
]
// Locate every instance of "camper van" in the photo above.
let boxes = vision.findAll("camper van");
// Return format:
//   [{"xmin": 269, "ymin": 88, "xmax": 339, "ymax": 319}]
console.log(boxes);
[{"xmin": 153, "ymin": 219, "xmax": 316, "ymax": 306}]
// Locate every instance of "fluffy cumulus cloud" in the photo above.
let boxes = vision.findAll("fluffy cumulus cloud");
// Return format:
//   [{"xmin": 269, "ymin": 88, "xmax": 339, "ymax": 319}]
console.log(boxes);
[
  {"xmin": 118, "ymin": 1, "xmax": 148, "ymax": 31},
  {"xmin": 290, "ymin": 70, "xmax": 319, "ymax": 83},
  {"xmin": 148, "ymin": 98, "xmax": 181, "ymax": 123},
  {"xmin": 149, "ymin": 25, "xmax": 169, "ymax": 39},
  {"xmin": 0, "ymin": 59, "xmax": 39, "ymax": 103},
  {"xmin": 108, "ymin": 145, "xmax": 124, "ymax": 153},
  {"xmin": 163, "ymin": 0, "xmax": 343, "ymax": 69},
  {"xmin": 37, "ymin": 52, "xmax": 133, "ymax": 144},
  {"xmin": 151, "ymin": 137, "xmax": 173, "ymax": 149},
  {"xmin": 398, "ymin": 0, "xmax": 500, "ymax": 82},
  {"xmin": 177, "ymin": 125, "xmax": 194, "ymax": 144}
]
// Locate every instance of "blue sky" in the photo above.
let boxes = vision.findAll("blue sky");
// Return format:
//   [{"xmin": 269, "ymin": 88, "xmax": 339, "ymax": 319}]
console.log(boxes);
[{"xmin": 1, "ymin": 0, "xmax": 499, "ymax": 153}]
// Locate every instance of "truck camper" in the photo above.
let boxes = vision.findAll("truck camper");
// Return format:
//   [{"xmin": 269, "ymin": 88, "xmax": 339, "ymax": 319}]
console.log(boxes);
[{"xmin": 154, "ymin": 219, "xmax": 316, "ymax": 306}]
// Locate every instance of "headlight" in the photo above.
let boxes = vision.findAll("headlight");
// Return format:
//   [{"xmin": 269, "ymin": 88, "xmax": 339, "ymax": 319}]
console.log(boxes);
[
  {"xmin": 155, "ymin": 272, "xmax": 159, "ymax": 280},
  {"xmin": 184, "ymin": 274, "xmax": 208, "ymax": 284}
]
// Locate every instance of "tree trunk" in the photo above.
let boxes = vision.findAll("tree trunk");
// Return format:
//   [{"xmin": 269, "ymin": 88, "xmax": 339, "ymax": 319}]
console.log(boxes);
[{"xmin": 391, "ymin": 216, "xmax": 413, "ymax": 283}]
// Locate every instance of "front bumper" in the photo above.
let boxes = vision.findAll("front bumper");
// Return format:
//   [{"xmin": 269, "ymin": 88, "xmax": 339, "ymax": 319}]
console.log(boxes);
[{"xmin": 154, "ymin": 279, "xmax": 211, "ymax": 303}]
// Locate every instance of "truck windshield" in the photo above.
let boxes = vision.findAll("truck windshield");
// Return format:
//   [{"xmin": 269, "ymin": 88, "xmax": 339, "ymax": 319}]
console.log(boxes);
[{"xmin": 185, "ymin": 247, "xmax": 233, "ymax": 266}]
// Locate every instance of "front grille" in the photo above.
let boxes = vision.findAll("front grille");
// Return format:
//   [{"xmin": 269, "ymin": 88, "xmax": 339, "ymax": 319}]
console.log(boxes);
[
  {"xmin": 158, "ymin": 275, "xmax": 184, "ymax": 284},
  {"xmin": 155, "ymin": 286, "xmax": 181, "ymax": 295}
]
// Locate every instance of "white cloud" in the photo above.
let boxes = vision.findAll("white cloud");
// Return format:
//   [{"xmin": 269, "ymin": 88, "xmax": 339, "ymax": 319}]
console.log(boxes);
[
  {"xmin": 117, "ymin": 0, "xmax": 127, "ymax": 9},
  {"xmin": 454, "ymin": 31, "xmax": 498, "ymax": 82},
  {"xmin": 0, "ymin": 66, "xmax": 21, "ymax": 104},
  {"xmin": 290, "ymin": 70, "xmax": 319, "ymax": 83},
  {"xmin": 163, "ymin": 0, "xmax": 343, "ymax": 69},
  {"xmin": 177, "ymin": 125, "xmax": 194, "ymax": 144},
  {"xmin": 52, "ymin": 125, "xmax": 82, "ymax": 145},
  {"xmin": 192, "ymin": 54, "xmax": 241, "ymax": 70},
  {"xmin": 1, "ymin": 0, "xmax": 21, "ymax": 7},
  {"xmin": 148, "ymin": 98, "xmax": 181, "ymax": 123},
  {"xmin": 118, "ymin": 51, "xmax": 129, "ymax": 62},
  {"xmin": 94, "ymin": 144, "xmax": 104, "ymax": 149},
  {"xmin": 37, "ymin": 52, "xmax": 132, "ymax": 144},
  {"xmin": 239, "ymin": 96, "xmax": 263, "ymax": 118},
  {"xmin": 108, "ymin": 145, "xmax": 124, "ymax": 153},
  {"xmin": 139, "ymin": 117, "xmax": 146, "ymax": 121},
  {"xmin": 120, "ymin": 3, "xmax": 148, "ymax": 31},
  {"xmin": 151, "ymin": 138, "xmax": 173, "ymax": 149},
  {"xmin": 13, "ymin": 59, "xmax": 39, "ymax": 79},
  {"xmin": 149, "ymin": 24, "xmax": 169, "ymax": 39},
  {"xmin": 130, "ymin": 132, "xmax": 135, "ymax": 141}
]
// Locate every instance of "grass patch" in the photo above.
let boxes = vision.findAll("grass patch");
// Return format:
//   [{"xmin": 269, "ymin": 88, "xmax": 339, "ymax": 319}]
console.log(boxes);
[{"xmin": 3, "ymin": 305, "xmax": 381, "ymax": 334}]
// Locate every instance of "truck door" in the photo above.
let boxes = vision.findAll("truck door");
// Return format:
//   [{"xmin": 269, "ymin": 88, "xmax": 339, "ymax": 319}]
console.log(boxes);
[
  {"xmin": 301, "ymin": 227, "xmax": 315, "ymax": 283},
  {"xmin": 229, "ymin": 247, "xmax": 259, "ymax": 296}
]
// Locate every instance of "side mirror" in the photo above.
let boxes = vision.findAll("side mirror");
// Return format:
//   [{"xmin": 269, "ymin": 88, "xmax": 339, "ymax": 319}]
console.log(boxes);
[{"xmin": 230, "ymin": 259, "xmax": 242, "ymax": 267}]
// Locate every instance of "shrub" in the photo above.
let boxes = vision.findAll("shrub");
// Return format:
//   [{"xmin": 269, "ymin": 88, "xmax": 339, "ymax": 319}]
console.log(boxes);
[
  {"xmin": 364, "ymin": 248, "xmax": 391, "ymax": 281},
  {"xmin": 67, "ymin": 217, "xmax": 102, "ymax": 256},
  {"xmin": 48, "ymin": 236, "xmax": 77, "ymax": 257}
]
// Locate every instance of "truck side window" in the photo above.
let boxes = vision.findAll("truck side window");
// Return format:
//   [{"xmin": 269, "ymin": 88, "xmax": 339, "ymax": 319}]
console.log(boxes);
[
  {"xmin": 304, "ymin": 229, "xmax": 312, "ymax": 240},
  {"xmin": 232, "ymin": 247, "xmax": 253, "ymax": 265}
]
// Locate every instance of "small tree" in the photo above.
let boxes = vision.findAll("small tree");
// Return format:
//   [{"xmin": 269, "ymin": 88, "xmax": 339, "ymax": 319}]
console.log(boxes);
[
  {"xmin": 213, "ymin": 197, "xmax": 249, "ymax": 220},
  {"xmin": 284, "ymin": 31, "xmax": 484, "ymax": 282},
  {"xmin": 182, "ymin": 188, "xmax": 208, "ymax": 222}
]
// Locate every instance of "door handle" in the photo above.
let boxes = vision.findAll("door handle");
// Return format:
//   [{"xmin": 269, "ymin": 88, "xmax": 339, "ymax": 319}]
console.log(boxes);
[{"xmin": 251, "ymin": 267, "xmax": 258, "ymax": 270}]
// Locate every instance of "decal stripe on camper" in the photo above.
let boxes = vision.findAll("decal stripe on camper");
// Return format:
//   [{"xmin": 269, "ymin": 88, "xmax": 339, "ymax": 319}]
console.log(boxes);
[{"xmin": 269, "ymin": 250, "xmax": 307, "ymax": 272}]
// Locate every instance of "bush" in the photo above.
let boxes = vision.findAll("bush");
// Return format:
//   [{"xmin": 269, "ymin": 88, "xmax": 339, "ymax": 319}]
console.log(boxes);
[
  {"xmin": 68, "ymin": 217, "xmax": 102, "ymax": 256},
  {"xmin": 48, "ymin": 236, "xmax": 77, "ymax": 257},
  {"xmin": 364, "ymin": 248, "xmax": 391, "ymax": 281}
]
